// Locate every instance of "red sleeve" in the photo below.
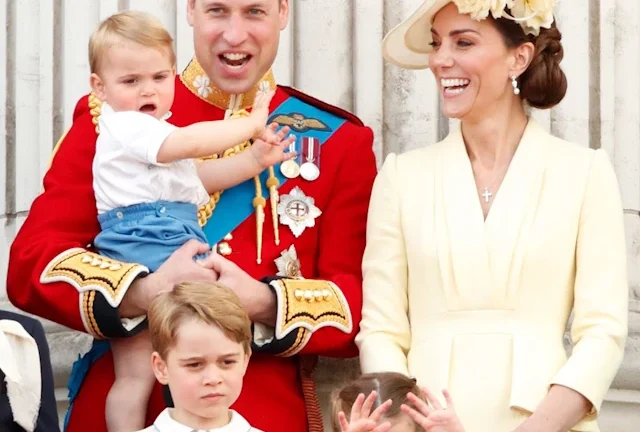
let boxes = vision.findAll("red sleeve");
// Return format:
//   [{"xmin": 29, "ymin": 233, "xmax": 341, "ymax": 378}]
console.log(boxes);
[
  {"xmin": 301, "ymin": 125, "xmax": 377, "ymax": 357},
  {"xmin": 7, "ymin": 95, "xmax": 148, "ymax": 339},
  {"xmin": 254, "ymin": 122, "xmax": 377, "ymax": 358}
]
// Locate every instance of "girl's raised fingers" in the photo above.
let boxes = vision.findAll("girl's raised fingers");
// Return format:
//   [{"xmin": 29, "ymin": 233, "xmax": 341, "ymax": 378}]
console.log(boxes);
[
  {"xmin": 370, "ymin": 399, "xmax": 393, "ymax": 421},
  {"xmin": 421, "ymin": 386, "xmax": 443, "ymax": 411}
]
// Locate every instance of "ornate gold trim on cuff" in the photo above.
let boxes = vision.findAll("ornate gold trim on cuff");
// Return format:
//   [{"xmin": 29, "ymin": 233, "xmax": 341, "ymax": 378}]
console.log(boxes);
[
  {"xmin": 80, "ymin": 291, "xmax": 105, "ymax": 339},
  {"xmin": 279, "ymin": 328, "xmax": 312, "ymax": 357},
  {"xmin": 269, "ymin": 279, "xmax": 353, "ymax": 344},
  {"xmin": 41, "ymin": 248, "xmax": 149, "ymax": 308}
]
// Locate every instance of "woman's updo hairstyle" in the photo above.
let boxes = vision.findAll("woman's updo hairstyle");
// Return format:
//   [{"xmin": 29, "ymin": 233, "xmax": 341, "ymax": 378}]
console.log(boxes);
[{"xmin": 492, "ymin": 12, "xmax": 567, "ymax": 109}]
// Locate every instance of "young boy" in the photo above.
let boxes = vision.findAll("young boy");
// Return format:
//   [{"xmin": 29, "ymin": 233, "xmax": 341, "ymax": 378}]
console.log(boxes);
[
  {"xmin": 87, "ymin": 11, "xmax": 295, "ymax": 432},
  {"xmin": 140, "ymin": 281, "xmax": 261, "ymax": 432}
]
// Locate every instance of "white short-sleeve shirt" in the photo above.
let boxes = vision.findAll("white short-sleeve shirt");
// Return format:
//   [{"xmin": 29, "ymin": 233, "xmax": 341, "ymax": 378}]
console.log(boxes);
[
  {"xmin": 92, "ymin": 102, "xmax": 210, "ymax": 214},
  {"xmin": 137, "ymin": 408, "xmax": 263, "ymax": 432}
]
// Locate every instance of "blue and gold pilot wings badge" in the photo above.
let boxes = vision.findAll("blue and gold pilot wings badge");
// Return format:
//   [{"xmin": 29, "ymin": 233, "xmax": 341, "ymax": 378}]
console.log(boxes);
[{"xmin": 268, "ymin": 113, "xmax": 332, "ymax": 133}]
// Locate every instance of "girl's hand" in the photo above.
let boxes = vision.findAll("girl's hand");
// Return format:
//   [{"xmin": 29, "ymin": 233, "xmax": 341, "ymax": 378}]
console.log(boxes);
[
  {"xmin": 401, "ymin": 388, "xmax": 465, "ymax": 432},
  {"xmin": 338, "ymin": 391, "xmax": 393, "ymax": 432}
]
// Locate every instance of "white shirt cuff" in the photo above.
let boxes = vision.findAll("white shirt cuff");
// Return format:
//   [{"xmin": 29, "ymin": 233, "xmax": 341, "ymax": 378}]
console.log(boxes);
[{"xmin": 253, "ymin": 323, "xmax": 275, "ymax": 347}]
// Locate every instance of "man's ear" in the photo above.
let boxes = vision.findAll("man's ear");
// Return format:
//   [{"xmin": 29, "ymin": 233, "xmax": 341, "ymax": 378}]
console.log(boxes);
[
  {"xmin": 186, "ymin": 0, "xmax": 197, "ymax": 27},
  {"xmin": 90, "ymin": 73, "xmax": 107, "ymax": 101},
  {"xmin": 151, "ymin": 352, "xmax": 169, "ymax": 385},
  {"xmin": 241, "ymin": 348, "xmax": 251, "ymax": 377},
  {"xmin": 279, "ymin": 0, "xmax": 290, "ymax": 31}
]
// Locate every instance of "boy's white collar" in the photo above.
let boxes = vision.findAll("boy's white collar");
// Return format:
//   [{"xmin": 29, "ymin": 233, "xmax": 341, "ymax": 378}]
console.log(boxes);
[{"xmin": 152, "ymin": 408, "xmax": 254, "ymax": 432}]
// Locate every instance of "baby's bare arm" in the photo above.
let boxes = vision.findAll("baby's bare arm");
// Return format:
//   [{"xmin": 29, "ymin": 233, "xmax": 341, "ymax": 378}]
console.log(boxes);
[{"xmin": 111, "ymin": 330, "xmax": 156, "ymax": 380}]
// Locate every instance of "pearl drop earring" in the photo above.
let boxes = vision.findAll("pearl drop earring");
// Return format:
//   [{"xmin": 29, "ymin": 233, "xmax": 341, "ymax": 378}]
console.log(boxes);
[{"xmin": 511, "ymin": 75, "xmax": 520, "ymax": 95}]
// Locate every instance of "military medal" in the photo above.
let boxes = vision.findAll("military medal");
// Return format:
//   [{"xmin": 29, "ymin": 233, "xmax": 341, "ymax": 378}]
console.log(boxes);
[
  {"xmin": 275, "ymin": 245, "xmax": 302, "ymax": 278},
  {"xmin": 299, "ymin": 137, "xmax": 320, "ymax": 181},
  {"xmin": 277, "ymin": 187, "xmax": 321, "ymax": 237},
  {"xmin": 279, "ymin": 140, "xmax": 300, "ymax": 179}
]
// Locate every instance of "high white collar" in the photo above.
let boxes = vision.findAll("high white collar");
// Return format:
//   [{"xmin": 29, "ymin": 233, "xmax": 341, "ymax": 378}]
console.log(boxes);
[{"xmin": 151, "ymin": 408, "xmax": 258, "ymax": 432}]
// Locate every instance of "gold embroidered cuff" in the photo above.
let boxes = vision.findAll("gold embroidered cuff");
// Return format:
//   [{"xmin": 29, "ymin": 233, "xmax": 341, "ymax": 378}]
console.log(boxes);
[
  {"xmin": 269, "ymin": 279, "xmax": 353, "ymax": 345},
  {"xmin": 40, "ymin": 248, "xmax": 149, "ymax": 308}
]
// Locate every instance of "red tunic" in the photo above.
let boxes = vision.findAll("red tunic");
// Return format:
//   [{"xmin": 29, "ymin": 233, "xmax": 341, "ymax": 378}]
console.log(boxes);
[{"xmin": 7, "ymin": 60, "xmax": 377, "ymax": 432}]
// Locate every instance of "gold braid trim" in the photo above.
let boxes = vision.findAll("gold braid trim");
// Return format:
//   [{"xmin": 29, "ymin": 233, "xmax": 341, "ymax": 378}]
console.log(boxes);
[
  {"xmin": 197, "ymin": 109, "xmax": 253, "ymax": 227},
  {"xmin": 266, "ymin": 166, "xmax": 280, "ymax": 245},
  {"xmin": 252, "ymin": 176, "xmax": 266, "ymax": 264},
  {"xmin": 279, "ymin": 328, "xmax": 311, "ymax": 357},
  {"xmin": 197, "ymin": 109, "xmax": 276, "ymax": 265},
  {"xmin": 88, "ymin": 93, "xmax": 102, "ymax": 134}
]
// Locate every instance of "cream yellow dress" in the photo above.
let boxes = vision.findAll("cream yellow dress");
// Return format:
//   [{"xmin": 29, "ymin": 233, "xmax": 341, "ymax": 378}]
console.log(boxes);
[{"xmin": 356, "ymin": 120, "xmax": 628, "ymax": 432}]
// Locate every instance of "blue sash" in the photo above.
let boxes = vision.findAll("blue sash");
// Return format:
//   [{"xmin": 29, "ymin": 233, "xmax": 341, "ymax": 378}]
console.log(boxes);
[
  {"xmin": 202, "ymin": 95, "xmax": 346, "ymax": 244},
  {"xmin": 63, "ymin": 94, "xmax": 346, "ymax": 429}
]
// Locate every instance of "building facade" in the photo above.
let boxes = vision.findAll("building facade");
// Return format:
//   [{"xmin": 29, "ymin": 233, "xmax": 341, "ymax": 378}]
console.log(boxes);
[{"xmin": 0, "ymin": 1, "xmax": 638, "ymax": 430}]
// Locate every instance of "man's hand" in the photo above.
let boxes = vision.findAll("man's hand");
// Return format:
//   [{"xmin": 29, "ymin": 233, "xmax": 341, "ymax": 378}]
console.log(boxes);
[
  {"xmin": 200, "ymin": 253, "xmax": 277, "ymax": 326},
  {"xmin": 249, "ymin": 123, "xmax": 297, "ymax": 169},
  {"xmin": 119, "ymin": 240, "xmax": 218, "ymax": 317},
  {"xmin": 401, "ymin": 388, "xmax": 465, "ymax": 432},
  {"xmin": 338, "ymin": 391, "xmax": 392, "ymax": 432}
]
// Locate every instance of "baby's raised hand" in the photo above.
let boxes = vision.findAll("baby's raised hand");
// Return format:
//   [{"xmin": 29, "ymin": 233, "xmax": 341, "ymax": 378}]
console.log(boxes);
[
  {"xmin": 250, "ymin": 90, "xmax": 276, "ymax": 135},
  {"xmin": 249, "ymin": 123, "xmax": 297, "ymax": 169},
  {"xmin": 338, "ymin": 391, "xmax": 393, "ymax": 432},
  {"xmin": 401, "ymin": 388, "xmax": 465, "ymax": 432}
]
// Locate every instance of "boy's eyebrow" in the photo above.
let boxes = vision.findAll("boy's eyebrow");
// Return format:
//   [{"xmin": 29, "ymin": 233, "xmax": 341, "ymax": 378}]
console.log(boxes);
[
  {"xmin": 178, "ymin": 356, "xmax": 204, "ymax": 362},
  {"xmin": 178, "ymin": 352, "xmax": 241, "ymax": 361}
]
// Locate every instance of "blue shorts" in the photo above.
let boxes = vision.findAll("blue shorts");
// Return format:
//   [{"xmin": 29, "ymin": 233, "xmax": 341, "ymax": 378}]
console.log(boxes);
[{"xmin": 94, "ymin": 200, "xmax": 209, "ymax": 272}]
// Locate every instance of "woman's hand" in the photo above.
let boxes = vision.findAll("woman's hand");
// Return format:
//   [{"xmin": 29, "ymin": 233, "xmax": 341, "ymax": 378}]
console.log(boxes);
[{"xmin": 338, "ymin": 391, "xmax": 393, "ymax": 432}]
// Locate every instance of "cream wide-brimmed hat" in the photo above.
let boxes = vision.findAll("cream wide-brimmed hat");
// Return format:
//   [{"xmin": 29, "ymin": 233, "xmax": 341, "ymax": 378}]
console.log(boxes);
[
  {"xmin": 382, "ymin": 0, "xmax": 454, "ymax": 70},
  {"xmin": 382, "ymin": 0, "xmax": 558, "ymax": 70}
]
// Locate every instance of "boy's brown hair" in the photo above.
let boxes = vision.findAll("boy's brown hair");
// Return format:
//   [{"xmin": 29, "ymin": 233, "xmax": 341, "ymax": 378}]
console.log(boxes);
[
  {"xmin": 147, "ymin": 281, "xmax": 252, "ymax": 359},
  {"xmin": 331, "ymin": 372, "xmax": 425, "ymax": 432},
  {"xmin": 88, "ymin": 10, "xmax": 176, "ymax": 74}
]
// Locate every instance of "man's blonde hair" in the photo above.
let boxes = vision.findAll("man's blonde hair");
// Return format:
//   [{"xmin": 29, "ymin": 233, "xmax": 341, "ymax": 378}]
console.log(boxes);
[
  {"xmin": 147, "ymin": 282, "xmax": 252, "ymax": 359},
  {"xmin": 89, "ymin": 10, "xmax": 176, "ymax": 74}
]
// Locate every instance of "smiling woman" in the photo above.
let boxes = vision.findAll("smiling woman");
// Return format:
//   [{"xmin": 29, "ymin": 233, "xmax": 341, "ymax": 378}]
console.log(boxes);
[{"xmin": 357, "ymin": 1, "xmax": 629, "ymax": 432}]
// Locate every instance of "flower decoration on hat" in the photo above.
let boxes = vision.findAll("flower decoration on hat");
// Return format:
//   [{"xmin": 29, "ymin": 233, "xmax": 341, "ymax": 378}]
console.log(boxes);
[
  {"xmin": 455, "ymin": 0, "xmax": 510, "ymax": 21},
  {"xmin": 508, "ymin": 0, "xmax": 555, "ymax": 36},
  {"xmin": 454, "ymin": 0, "xmax": 556, "ymax": 36}
]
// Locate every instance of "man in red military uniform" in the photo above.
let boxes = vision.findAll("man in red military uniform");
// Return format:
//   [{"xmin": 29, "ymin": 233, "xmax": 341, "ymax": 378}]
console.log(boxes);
[{"xmin": 6, "ymin": 1, "xmax": 377, "ymax": 431}]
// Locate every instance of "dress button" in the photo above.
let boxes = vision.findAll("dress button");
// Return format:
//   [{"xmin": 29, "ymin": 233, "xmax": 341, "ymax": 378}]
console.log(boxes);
[{"xmin": 116, "ymin": 211, "xmax": 124, "ymax": 219}]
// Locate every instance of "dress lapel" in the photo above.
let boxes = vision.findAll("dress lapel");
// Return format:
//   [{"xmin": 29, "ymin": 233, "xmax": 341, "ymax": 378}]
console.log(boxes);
[
  {"xmin": 435, "ymin": 120, "xmax": 545, "ymax": 310},
  {"xmin": 436, "ymin": 126, "xmax": 494, "ymax": 310},
  {"xmin": 484, "ymin": 119, "xmax": 545, "ymax": 307}
]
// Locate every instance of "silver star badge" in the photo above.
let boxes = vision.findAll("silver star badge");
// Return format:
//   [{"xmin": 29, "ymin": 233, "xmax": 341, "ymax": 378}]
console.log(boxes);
[
  {"xmin": 275, "ymin": 245, "xmax": 302, "ymax": 278},
  {"xmin": 277, "ymin": 187, "xmax": 322, "ymax": 238}
]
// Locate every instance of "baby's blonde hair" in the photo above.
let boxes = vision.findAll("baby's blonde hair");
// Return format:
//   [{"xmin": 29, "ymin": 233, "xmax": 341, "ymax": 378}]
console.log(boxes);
[{"xmin": 89, "ymin": 10, "xmax": 176, "ymax": 74}]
